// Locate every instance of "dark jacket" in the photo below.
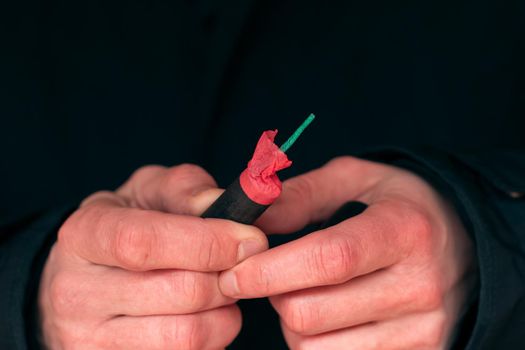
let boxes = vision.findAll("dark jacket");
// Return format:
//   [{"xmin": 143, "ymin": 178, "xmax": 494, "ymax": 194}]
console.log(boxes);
[{"xmin": 1, "ymin": 0, "xmax": 524, "ymax": 348}]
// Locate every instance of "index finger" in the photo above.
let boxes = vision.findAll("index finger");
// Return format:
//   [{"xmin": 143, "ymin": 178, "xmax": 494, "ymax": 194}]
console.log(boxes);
[
  {"xmin": 256, "ymin": 157, "xmax": 385, "ymax": 234},
  {"xmin": 59, "ymin": 193, "xmax": 268, "ymax": 272},
  {"xmin": 116, "ymin": 164, "xmax": 224, "ymax": 216},
  {"xmin": 219, "ymin": 201, "xmax": 419, "ymax": 297}
]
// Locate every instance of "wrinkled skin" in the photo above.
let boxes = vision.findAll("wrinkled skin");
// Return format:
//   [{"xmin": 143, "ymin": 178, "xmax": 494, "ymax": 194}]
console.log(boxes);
[
  {"xmin": 220, "ymin": 157, "xmax": 476, "ymax": 350},
  {"xmin": 39, "ymin": 164, "xmax": 268, "ymax": 350},
  {"xmin": 39, "ymin": 157, "xmax": 475, "ymax": 350}
]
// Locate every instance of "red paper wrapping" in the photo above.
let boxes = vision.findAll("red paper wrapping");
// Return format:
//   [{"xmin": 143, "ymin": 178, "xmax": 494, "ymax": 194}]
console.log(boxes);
[{"xmin": 239, "ymin": 130, "xmax": 292, "ymax": 205}]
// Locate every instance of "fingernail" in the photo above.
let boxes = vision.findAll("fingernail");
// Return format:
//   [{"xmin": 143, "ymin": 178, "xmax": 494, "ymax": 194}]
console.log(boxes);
[
  {"xmin": 237, "ymin": 240, "xmax": 264, "ymax": 261},
  {"xmin": 220, "ymin": 270, "xmax": 240, "ymax": 296}
]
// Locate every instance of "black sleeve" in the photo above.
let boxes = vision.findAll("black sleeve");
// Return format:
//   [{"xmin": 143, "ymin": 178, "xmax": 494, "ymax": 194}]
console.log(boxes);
[
  {"xmin": 362, "ymin": 146, "xmax": 525, "ymax": 350},
  {"xmin": 3, "ymin": 150, "xmax": 525, "ymax": 350},
  {"xmin": 0, "ymin": 206, "xmax": 75, "ymax": 350}
]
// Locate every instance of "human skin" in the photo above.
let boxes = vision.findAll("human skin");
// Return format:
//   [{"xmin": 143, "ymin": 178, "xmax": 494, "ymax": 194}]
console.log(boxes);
[
  {"xmin": 220, "ymin": 156, "xmax": 476, "ymax": 350},
  {"xmin": 39, "ymin": 157, "xmax": 475, "ymax": 349},
  {"xmin": 38, "ymin": 164, "xmax": 268, "ymax": 350}
]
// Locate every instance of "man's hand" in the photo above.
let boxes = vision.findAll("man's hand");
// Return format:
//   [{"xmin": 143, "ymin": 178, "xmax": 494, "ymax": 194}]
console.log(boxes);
[
  {"xmin": 219, "ymin": 157, "xmax": 476, "ymax": 350},
  {"xmin": 39, "ymin": 164, "xmax": 268, "ymax": 350}
]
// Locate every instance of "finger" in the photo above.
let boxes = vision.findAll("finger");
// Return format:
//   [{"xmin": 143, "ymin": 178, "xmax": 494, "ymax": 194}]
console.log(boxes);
[
  {"xmin": 269, "ymin": 268, "xmax": 442, "ymax": 336},
  {"xmin": 281, "ymin": 309, "xmax": 450, "ymax": 350},
  {"xmin": 219, "ymin": 201, "xmax": 415, "ymax": 297},
  {"xmin": 95, "ymin": 305, "xmax": 241, "ymax": 350},
  {"xmin": 256, "ymin": 157, "xmax": 386, "ymax": 233},
  {"xmin": 116, "ymin": 164, "xmax": 224, "ymax": 216},
  {"xmin": 54, "ymin": 268, "xmax": 235, "ymax": 318},
  {"xmin": 60, "ymin": 194, "xmax": 268, "ymax": 271}
]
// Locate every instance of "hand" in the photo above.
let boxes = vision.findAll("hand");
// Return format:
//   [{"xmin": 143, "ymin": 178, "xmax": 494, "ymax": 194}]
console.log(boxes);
[
  {"xmin": 39, "ymin": 164, "xmax": 268, "ymax": 350},
  {"xmin": 219, "ymin": 157, "xmax": 476, "ymax": 349}
]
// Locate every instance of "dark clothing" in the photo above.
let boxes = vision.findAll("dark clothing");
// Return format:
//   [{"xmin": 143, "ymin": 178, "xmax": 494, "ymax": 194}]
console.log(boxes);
[{"xmin": 1, "ymin": 0, "xmax": 524, "ymax": 348}]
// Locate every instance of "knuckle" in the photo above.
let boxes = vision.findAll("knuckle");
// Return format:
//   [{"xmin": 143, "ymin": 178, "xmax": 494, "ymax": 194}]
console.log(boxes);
[
  {"xmin": 279, "ymin": 297, "xmax": 318, "ymax": 335},
  {"xmin": 305, "ymin": 238, "xmax": 352, "ymax": 284},
  {"xmin": 407, "ymin": 207, "xmax": 433, "ymax": 248},
  {"xmin": 247, "ymin": 263, "xmax": 273, "ymax": 295},
  {"xmin": 326, "ymin": 156, "xmax": 386, "ymax": 189},
  {"xmin": 57, "ymin": 206, "xmax": 94, "ymax": 251},
  {"xmin": 326, "ymin": 155, "xmax": 356, "ymax": 169},
  {"xmin": 162, "ymin": 316, "xmax": 203, "ymax": 350},
  {"xmin": 195, "ymin": 231, "xmax": 227, "ymax": 270},
  {"xmin": 113, "ymin": 213, "xmax": 154, "ymax": 270},
  {"xmin": 165, "ymin": 164, "xmax": 212, "ymax": 186},
  {"xmin": 417, "ymin": 278, "xmax": 444, "ymax": 311},
  {"xmin": 130, "ymin": 165, "xmax": 167, "ymax": 183},
  {"xmin": 390, "ymin": 202, "xmax": 434, "ymax": 259},
  {"xmin": 281, "ymin": 301, "xmax": 307, "ymax": 334},
  {"xmin": 56, "ymin": 217, "xmax": 75, "ymax": 250},
  {"xmin": 162, "ymin": 164, "xmax": 216, "ymax": 215},
  {"xmin": 48, "ymin": 274, "xmax": 82, "ymax": 317},
  {"xmin": 288, "ymin": 176, "xmax": 315, "ymax": 203},
  {"xmin": 326, "ymin": 156, "xmax": 377, "ymax": 178},
  {"xmin": 124, "ymin": 165, "xmax": 166, "ymax": 207},
  {"xmin": 176, "ymin": 271, "xmax": 210, "ymax": 311},
  {"xmin": 174, "ymin": 163, "xmax": 207, "ymax": 176}
]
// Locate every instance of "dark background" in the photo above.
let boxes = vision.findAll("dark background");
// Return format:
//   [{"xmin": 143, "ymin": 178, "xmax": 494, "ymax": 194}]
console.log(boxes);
[
  {"xmin": 1, "ymin": 0, "xmax": 524, "ymax": 348},
  {"xmin": 2, "ymin": 0, "xmax": 523, "ymax": 223}
]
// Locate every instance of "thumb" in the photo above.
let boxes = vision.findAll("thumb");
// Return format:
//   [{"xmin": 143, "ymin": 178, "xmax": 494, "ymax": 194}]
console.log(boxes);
[
  {"xmin": 116, "ymin": 164, "xmax": 224, "ymax": 216},
  {"xmin": 255, "ymin": 156, "xmax": 384, "ymax": 234}
]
